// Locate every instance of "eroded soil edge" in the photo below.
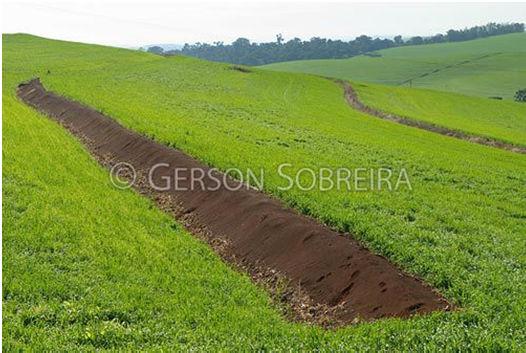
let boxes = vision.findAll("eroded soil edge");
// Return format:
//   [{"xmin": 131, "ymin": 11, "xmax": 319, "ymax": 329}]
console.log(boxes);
[
  {"xmin": 18, "ymin": 78, "xmax": 450, "ymax": 327},
  {"xmin": 341, "ymin": 80, "xmax": 526, "ymax": 154}
]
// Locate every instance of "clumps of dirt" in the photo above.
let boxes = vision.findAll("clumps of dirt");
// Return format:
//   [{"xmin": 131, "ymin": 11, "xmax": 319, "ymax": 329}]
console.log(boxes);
[
  {"xmin": 18, "ymin": 78, "xmax": 451, "ymax": 327},
  {"xmin": 339, "ymin": 80, "xmax": 526, "ymax": 154},
  {"xmin": 229, "ymin": 65, "xmax": 252, "ymax": 73}
]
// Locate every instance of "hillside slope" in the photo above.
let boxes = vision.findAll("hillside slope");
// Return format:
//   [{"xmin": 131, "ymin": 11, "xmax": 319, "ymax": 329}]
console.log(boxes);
[
  {"xmin": 261, "ymin": 33, "xmax": 526, "ymax": 99},
  {"xmin": 3, "ymin": 34, "xmax": 526, "ymax": 350},
  {"xmin": 350, "ymin": 82, "xmax": 526, "ymax": 148}
]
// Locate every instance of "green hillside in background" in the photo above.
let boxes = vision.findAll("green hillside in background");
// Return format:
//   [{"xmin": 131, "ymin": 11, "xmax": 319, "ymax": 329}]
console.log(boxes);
[{"xmin": 261, "ymin": 33, "xmax": 526, "ymax": 99}]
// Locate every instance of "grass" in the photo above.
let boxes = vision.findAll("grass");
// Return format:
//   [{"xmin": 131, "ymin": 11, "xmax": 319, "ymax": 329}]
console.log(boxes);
[
  {"xmin": 5, "ymin": 83, "xmax": 361, "ymax": 351},
  {"xmin": 261, "ymin": 33, "xmax": 526, "ymax": 99},
  {"xmin": 352, "ymin": 82, "xmax": 526, "ymax": 147},
  {"xmin": 3, "ymin": 34, "xmax": 526, "ymax": 350}
]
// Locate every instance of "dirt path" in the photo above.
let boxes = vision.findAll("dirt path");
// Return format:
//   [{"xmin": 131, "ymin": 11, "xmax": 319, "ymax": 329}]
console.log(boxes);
[
  {"xmin": 341, "ymin": 80, "xmax": 526, "ymax": 154},
  {"xmin": 18, "ymin": 78, "xmax": 450, "ymax": 327}
]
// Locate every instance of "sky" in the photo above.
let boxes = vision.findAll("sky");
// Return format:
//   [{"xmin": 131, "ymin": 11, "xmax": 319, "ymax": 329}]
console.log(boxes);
[{"xmin": 2, "ymin": 1, "xmax": 526, "ymax": 47}]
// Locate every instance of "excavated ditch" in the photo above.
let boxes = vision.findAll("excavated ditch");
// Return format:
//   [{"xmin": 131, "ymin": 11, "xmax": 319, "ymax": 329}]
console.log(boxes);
[{"xmin": 18, "ymin": 78, "xmax": 450, "ymax": 326}]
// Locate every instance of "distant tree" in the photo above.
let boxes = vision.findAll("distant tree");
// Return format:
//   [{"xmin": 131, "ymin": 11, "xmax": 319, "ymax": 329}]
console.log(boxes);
[
  {"xmin": 232, "ymin": 38, "xmax": 251, "ymax": 47},
  {"xmin": 515, "ymin": 89, "xmax": 526, "ymax": 102},
  {"xmin": 354, "ymin": 35, "xmax": 373, "ymax": 53},
  {"xmin": 426, "ymin": 33, "xmax": 446, "ymax": 44},
  {"xmin": 147, "ymin": 46, "xmax": 164, "ymax": 54},
  {"xmin": 276, "ymin": 33, "xmax": 284, "ymax": 45},
  {"xmin": 394, "ymin": 35, "xmax": 403, "ymax": 45},
  {"xmin": 406, "ymin": 36, "xmax": 424, "ymax": 45}
]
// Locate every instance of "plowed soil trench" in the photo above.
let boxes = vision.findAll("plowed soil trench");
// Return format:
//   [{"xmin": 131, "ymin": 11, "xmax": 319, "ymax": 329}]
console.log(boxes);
[{"xmin": 18, "ymin": 78, "xmax": 449, "ymax": 326}]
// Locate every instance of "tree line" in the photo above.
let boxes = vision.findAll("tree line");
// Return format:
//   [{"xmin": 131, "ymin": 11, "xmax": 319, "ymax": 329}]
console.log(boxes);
[{"xmin": 145, "ymin": 22, "xmax": 525, "ymax": 66}]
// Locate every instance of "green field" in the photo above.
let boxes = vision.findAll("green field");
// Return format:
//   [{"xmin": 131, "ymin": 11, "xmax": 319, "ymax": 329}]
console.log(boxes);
[
  {"xmin": 3, "ymin": 34, "xmax": 526, "ymax": 350},
  {"xmin": 262, "ymin": 33, "xmax": 526, "ymax": 99},
  {"xmin": 352, "ymin": 82, "xmax": 526, "ymax": 147}
]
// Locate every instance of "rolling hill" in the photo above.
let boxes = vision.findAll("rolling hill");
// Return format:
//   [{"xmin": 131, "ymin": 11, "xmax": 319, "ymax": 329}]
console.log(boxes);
[
  {"xmin": 350, "ymin": 81, "xmax": 526, "ymax": 148},
  {"xmin": 261, "ymin": 33, "xmax": 526, "ymax": 99},
  {"xmin": 3, "ymin": 34, "xmax": 526, "ymax": 350}
]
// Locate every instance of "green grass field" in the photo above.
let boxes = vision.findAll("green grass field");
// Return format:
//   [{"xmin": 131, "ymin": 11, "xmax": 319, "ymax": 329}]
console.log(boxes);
[
  {"xmin": 352, "ymin": 82, "xmax": 526, "ymax": 147},
  {"xmin": 261, "ymin": 33, "xmax": 526, "ymax": 99},
  {"xmin": 3, "ymin": 34, "xmax": 526, "ymax": 350}
]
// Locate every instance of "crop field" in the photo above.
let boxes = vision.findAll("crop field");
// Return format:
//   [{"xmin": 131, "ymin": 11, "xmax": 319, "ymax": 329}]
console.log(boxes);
[
  {"xmin": 3, "ymin": 34, "xmax": 526, "ymax": 350},
  {"xmin": 261, "ymin": 33, "xmax": 526, "ymax": 99},
  {"xmin": 351, "ymin": 82, "xmax": 526, "ymax": 148}
]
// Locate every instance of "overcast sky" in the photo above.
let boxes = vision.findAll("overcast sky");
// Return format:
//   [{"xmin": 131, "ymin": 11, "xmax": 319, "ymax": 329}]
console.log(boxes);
[{"xmin": 3, "ymin": 1, "xmax": 526, "ymax": 47}]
